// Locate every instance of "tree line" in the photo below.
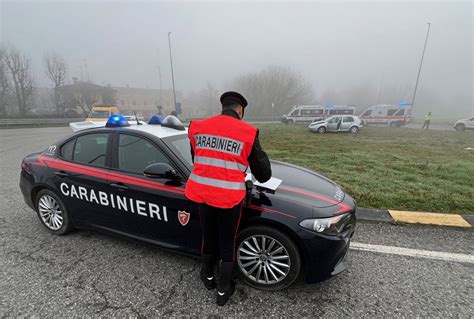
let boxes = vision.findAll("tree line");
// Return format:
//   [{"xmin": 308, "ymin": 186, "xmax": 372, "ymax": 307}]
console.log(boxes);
[{"xmin": 0, "ymin": 44, "xmax": 116, "ymax": 118}]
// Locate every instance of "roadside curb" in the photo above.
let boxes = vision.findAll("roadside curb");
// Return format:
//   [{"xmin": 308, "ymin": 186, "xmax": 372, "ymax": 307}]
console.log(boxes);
[{"xmin": 356, "ymin": 208, "xmax": 473, "ymax": 228}]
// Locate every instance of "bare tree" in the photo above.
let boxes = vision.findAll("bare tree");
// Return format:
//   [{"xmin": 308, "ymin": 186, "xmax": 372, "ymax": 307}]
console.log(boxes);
[
  {"xmin": 58, "ymin": 80, "xmax": 103, "ymax": 116},
  {"xmin": 204, "ymin": 81, "xmax": 219, "ymax": 115},
  {"xmin": 3, "ymin": 45, "xmax": 34, "ymax": 116},
  {"xmin": 100, "ymin": 84, "xmax": 117, "ymax": 106},
  {"xmin": 43, "ymin": 51, "xmax": 67, "ymax": 113},
  {"xmin": 0, "ymin": 47, "xmax": 9, "ymax": 117},
  {"xmin": 232, "ymin": 65, "xmax": 314, "ymax": 117}
]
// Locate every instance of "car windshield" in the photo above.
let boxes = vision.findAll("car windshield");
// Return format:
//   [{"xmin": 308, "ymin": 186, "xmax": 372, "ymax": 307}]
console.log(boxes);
[
  {"xmin": 89, "ymin": 110, "xmax": 110, "ymax": 118},
  {"xmin": 162, "ymin": 134, "xmax": 193, "ymax": 169}
]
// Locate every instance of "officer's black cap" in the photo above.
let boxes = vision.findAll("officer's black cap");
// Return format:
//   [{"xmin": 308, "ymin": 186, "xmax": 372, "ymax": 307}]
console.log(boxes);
[{"xmin": 220, "ymin": 91, "xmax": 248, "ymax": 108}]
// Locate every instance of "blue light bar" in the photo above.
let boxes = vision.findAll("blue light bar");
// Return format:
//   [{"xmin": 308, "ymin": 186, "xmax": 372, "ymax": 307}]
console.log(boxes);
[
  {"xmin": 148, "ymin": 115, "xmax": 164, "ymax": 125},
  {"xmin": 106, "ymin": 114, "xmax": 130, "ymax": 128}
]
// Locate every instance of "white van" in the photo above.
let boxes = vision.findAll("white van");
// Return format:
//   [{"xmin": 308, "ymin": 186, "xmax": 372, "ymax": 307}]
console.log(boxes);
[
  {"xmin": 359, "ymin": 104, "xmax": 412, "ymax": 127},
  {"xmin": 282, "ymin": 105, "xmax": 356, "ymax": 124}
]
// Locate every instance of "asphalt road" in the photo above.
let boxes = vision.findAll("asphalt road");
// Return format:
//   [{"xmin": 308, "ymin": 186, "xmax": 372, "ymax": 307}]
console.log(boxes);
[{"xmin": 1, "ymin": 127, "xmax": 473, "ymax": 317}]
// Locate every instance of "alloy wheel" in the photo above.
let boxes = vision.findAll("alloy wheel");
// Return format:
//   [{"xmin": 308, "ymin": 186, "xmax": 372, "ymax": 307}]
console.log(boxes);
[
  {"xmin": 237, "ymin": 235, "xmax": 291, "ymax": 285},
  {"xmin": 38, "ymin": 195, "xmax": 63, "ymax": 230}
]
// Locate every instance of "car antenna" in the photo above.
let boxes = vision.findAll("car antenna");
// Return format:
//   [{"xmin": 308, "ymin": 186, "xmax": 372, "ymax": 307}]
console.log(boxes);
[{"xmin": 133, "ymin": 110, "xmax": 141, "ymax": 125}]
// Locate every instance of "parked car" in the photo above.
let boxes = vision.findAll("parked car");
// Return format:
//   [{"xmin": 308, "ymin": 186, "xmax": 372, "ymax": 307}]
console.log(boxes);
[
  {"xmin": 359, "ymin": 104, "xmax": 411, "ymax": 127},
  {"xmin": 309, "ymin": 115, "xmax": 362, "ymax": 134},
  {"xmin": 282, "ymin": 105, "xmax": 356, "ymax": 124},
  {"xmin": 20, "ymin": 115, "xmax": 356, "ymax": 291},
  {"xmin": 122, "ymin": 112, "xmax": 145, "ymax": 123},
  {"xmin": 453, "ymin": 117, "xmax": 474, "ymax": 131}
]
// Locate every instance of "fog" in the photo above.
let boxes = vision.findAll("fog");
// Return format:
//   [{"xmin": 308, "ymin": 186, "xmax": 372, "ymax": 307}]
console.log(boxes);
[{"xmin": 1, "ymin": 0, "xmax": 472, "ymax": 118}]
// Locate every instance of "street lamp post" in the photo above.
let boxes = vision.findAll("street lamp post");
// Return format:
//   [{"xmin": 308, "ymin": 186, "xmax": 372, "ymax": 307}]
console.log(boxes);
[
  {"xmin": 168, "ymin": 32, "xmax": 177, "ymax": 110},
  {"xmin": 410, "ymin": 22, "xmax": 431, "ymax": 115}
]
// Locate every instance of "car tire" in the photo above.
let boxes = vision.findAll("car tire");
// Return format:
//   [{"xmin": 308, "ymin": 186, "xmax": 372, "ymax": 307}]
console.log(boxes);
[
  {"xmin": 35, "ymin": 189, "xmax": 73, "ymax": 235},
  {"xmin": 288, "ymin": 119, "xmax": 294, "ymax": 124},
  {"xmin": 350, "ymin": 126, "xmax": 359, "ymax": 134},
  {"xmin": 455, "ymin": 124, "xmax": 465, "ymax": 131},
  {"xmin": 317, "ymin": 127, "xmax": 326, "ymax": 133},
  {"xmin": 389, "ymin": 122, "xmax": 398, "ymax": 128},
  {"xmin": 236, "ymin": 225, "xmax": 301, "ymax": 291}
]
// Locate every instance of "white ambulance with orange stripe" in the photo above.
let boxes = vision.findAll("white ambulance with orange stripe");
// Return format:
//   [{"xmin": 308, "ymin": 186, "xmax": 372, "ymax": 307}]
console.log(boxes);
[{"xmin": 359, "ymin": 104, "xmax": 412, "ymax": 127}]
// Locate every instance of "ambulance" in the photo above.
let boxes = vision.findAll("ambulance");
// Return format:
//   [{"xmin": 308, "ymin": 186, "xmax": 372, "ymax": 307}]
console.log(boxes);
[
  {"xmin": 282, "ymin": 105, "xmax": 356, "ymax": 124},
  {"xmin": 359, "ymin": 104, "xmax": 412, "ymax": 127}
]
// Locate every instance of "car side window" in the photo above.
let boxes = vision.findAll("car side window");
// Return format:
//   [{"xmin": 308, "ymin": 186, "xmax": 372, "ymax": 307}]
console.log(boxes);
[
  {"xmin": 290, "ymin": 110, "xmax": 300, "ymax": 116},
  {"xmin": 73, "ymin": 133, "xmax": 109, "ymax": 167},
  {"xmin": 60, "ymin": 139, "xmax": 75, "ymax": 161},
  {"xmin": 118, "ymin": 134, "xmax": 171, "ymax": 175},
  {"xmin": 362, "ymin": 110, "xmax": 371, "ymax": 116},
  {"xmin": 343, "ymin": 116, "xmax": 354, "ymax": 123}
]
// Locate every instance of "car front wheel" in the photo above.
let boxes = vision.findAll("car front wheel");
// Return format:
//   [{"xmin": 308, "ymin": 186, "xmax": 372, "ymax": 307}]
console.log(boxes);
[
  {"xmin": 36, "ymin": 189, "xmax": 73, "ymax": 235},
  {"xmin": 317, "ymin": 126, "xmax": 326, "ymax": 133},
  {"xmin": 236, "ymin": 225, "xmax": 301, "ymax": 291},
  {"xmin": 455, "ymin": 124, "xmax": 465, "ymax": 131}
]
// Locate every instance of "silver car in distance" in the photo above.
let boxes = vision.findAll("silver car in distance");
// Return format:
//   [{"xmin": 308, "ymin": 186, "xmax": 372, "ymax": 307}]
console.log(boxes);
[{"xmin": 309, "ymin": 115, "xmax": 362, "ymax": 134}]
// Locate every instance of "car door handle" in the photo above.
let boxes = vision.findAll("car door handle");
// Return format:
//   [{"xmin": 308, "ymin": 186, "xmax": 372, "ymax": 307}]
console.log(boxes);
[
  {"xmin": 54, "ymin": 171, "xmax": 69, "ymax": 178},
  {"xmin": 110, "ymin": 182, "xmax": 129, "ymax": 190}
]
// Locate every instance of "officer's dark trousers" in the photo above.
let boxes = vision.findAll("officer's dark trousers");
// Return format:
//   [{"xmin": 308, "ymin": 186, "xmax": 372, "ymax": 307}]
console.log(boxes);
[{"xmin": 199, "ymin": 203, "xmax": 242, "ymax": 262}]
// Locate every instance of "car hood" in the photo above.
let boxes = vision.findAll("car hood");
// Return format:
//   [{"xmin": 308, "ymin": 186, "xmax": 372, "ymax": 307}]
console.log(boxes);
[
  {"xmin": 309, "ymin": 121, "xmax": 326, "ymax": 126},
  {"xmin": 265, "ymin": 160, "xmax": 344, "ymax": 208}
]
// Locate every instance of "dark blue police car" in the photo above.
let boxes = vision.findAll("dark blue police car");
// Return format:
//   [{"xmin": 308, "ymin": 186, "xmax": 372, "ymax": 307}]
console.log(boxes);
[{"xmin": 19, "ymin": 115, "xmax": 356, "ymax": 291}]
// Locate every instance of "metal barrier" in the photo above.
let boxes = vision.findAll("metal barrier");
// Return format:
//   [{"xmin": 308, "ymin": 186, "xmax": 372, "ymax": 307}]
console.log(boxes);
[{"xmin": 0, "ymin": 118, "xmax": 83, "ymax": 129}]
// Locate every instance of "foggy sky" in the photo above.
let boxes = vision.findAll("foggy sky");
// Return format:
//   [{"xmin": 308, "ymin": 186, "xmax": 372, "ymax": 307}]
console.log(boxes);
[{"xmin": 1, "ymin": 1, "xmax": 472, "ymax": 116}]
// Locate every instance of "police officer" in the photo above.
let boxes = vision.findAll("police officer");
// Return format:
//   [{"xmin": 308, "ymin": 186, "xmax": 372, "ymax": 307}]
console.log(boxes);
[
  {"xmin": 185, "ymin": 91, "xmax": 271, "ymax": 306},
  {"xmin": 422, "ymin": 112, "xmax": 432, "ymax": 129}
]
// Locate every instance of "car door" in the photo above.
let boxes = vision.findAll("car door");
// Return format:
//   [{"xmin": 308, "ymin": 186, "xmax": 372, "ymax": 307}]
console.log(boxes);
[
  {"xmin": 53, "ymin": 132, "xmax": 115, "ymax": 227},
  {"xmin": 341, "ymin": 116, "xmax": 355, "ymax": 131},
  {"xmin": 107, "ymin": 132, "xmax": 200, "ymax": 253},
  {"xmin": 327, "ymin": 116, "xmax": 340, "ymax": 131}
]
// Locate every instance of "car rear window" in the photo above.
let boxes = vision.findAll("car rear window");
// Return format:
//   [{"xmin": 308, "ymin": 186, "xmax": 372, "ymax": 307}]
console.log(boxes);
[
  {"xmin": 73, "ymin": 133, "xmax": 109, "ymax": 167},
  {"xmin": 88, "ymin": 110, "xmax": 110, "ymax": 118}
]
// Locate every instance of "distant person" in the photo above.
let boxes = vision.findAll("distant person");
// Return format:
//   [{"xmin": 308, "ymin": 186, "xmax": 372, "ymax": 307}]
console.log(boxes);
[
  {"xmin": 422, "ymin": 112, "xmax": 432, "ymax": 129},
  {"xmin": 170, "ymin": 110, "xmax": 178, "ymax": 117}
]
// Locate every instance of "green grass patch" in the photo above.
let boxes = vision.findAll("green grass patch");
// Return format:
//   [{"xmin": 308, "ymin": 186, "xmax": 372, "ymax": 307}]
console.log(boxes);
[{"xmin": 257, "ymin": 124, "xmax": 474, "ymax": 214}]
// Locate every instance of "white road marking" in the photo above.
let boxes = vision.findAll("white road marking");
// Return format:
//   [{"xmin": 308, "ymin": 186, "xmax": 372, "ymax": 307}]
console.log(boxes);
[{"xmin": 350, "ymin": 242, "xmax": 474, "ymax": 264}]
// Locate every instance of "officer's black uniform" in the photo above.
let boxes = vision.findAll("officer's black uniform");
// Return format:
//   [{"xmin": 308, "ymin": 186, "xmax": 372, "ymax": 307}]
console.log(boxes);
[{"xmin": 190, "ymin": 92, "xmax": 271, "ymax": 306}]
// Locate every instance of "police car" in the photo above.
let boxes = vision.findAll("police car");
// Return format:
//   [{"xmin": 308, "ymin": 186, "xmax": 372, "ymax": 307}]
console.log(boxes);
[{"xmin": 19, "ymin": 115, "xmax": 356, "ymax": 291}]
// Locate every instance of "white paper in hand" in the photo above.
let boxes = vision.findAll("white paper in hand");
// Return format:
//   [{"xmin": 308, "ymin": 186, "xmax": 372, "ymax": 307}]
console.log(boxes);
[{"xmin": 245, "ymin": 173, "xmax": 282, "ymax": 191}]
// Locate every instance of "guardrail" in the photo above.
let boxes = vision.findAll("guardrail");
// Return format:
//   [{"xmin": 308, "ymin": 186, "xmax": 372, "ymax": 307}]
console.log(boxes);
[
  {"xmin": 0, "ymin": 116, "xmax": 283, "ymax": 129},
  {"xmin": 0, "ymin": 118, "xmax": 83, "ymax": 129}
]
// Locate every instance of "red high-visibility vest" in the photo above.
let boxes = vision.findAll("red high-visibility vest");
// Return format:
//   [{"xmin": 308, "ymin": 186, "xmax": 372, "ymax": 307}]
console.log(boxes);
[{"xmin": 185, "ymin": 115, "xmax": 257, "ymax": 208}]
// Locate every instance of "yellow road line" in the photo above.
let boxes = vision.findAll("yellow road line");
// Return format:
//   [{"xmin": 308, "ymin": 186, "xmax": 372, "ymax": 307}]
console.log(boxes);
[{"xmin": 389, "ymin": 210, "xmax": 471, "ymax": 228}]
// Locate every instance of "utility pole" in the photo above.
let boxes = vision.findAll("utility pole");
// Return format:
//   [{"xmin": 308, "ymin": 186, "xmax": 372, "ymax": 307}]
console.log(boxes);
[
  {"xmin": 158, "ymin": 66, "xmax": 163, "ymax": 107},
  {"xmin": 410, "ymin": 22, "xmax": 431, "ymax": 114},
  {"xmin": 168, "ymin": 32, "xmax": 177, "ymax": 109}
]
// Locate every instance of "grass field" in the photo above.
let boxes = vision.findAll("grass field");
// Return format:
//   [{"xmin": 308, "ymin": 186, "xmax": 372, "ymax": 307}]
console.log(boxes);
[{"xmin": 256, "ymin": 124, "xmax": 474, "ymax": 214}]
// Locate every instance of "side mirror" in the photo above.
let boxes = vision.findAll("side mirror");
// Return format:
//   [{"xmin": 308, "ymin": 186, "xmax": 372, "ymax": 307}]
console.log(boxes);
[{"xmin": 144, "ymin": 163, "xmax": 181, "ymax": 180}]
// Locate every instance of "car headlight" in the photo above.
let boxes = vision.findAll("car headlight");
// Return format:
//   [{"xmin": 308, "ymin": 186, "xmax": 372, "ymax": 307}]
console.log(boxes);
[{"xmin": 299, "ymin": 214, "xmax": 351, "ymax": 236}]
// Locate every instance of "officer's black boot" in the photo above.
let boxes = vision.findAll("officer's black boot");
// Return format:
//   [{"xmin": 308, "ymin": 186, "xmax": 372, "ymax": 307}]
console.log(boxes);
[
  {"xmin": 200, "ymin": 254, "xmax": 216, "ymax": 290},
  {"xmin": 216, "ymin": 261, "xmax": 236, "ymax": 306}
]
